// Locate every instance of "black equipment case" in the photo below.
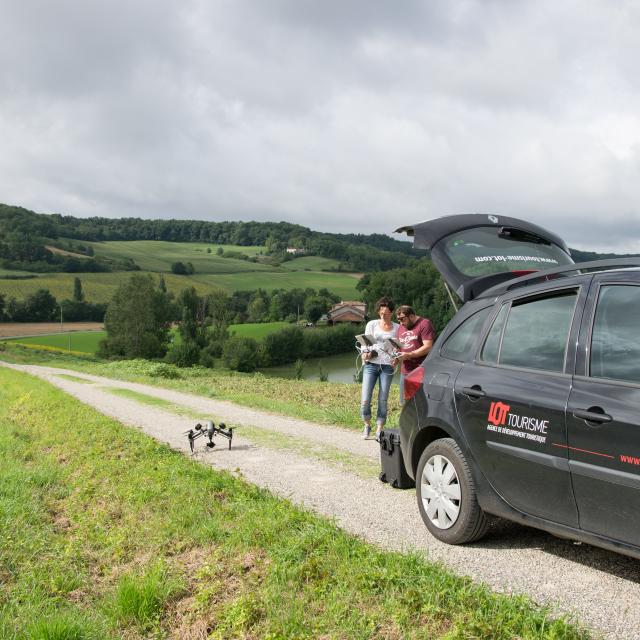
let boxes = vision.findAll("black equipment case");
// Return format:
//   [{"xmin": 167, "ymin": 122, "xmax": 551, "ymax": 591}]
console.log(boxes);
[{"xmin": 378, "ymin": 428, "xmax": 415, "ymax": 489}]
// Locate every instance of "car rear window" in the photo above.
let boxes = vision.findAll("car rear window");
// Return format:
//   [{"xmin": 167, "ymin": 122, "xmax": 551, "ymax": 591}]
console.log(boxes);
[
  {"xmin": 443, "ymin": 227, "xmax": 573, "ymax": 278},
  {"xmin": 440, "ymin": 307, "xmax": 491, "ymax": 362}
]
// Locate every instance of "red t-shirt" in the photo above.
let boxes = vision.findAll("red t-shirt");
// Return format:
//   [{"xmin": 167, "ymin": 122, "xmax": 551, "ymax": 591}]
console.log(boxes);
[{"xmin": 398, "ymin": 317, "xmax": 436, "ymax": 373}]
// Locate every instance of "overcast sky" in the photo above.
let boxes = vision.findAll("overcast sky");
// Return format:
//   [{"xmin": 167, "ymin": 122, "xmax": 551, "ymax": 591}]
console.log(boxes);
[{"xmin": 2, "ymin": 1, "xmax": 640, "ymax": 252}]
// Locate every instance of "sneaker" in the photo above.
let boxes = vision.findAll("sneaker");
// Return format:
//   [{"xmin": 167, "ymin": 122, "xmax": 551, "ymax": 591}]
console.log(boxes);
[
  {"xmin": 362, "ymin": 424, "xmax": 371, "ymax": 439},
  {"xmin": 374, "ymin": 426, "xmax": 383, "ymax": 442}
]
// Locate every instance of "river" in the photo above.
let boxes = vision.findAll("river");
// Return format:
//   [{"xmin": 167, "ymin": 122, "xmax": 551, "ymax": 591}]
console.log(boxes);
[{"xmin": 259, "ymin": 351, "xmax": 401, "ymax": 385}]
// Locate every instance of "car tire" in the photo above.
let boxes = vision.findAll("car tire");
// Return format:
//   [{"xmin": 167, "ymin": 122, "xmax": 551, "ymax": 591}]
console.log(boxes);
[{"xmin": 416, "ymin": 437, "xmax": 488, "ymax": 544}]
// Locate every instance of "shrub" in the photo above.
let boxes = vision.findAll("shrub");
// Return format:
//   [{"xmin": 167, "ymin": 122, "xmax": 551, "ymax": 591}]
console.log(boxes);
[
  {"xmin": 171, "ymin": 261, "xmax": 186, "ymax": 274},
  {"xmin": 260, "ymin": 326, "xmax": 304, "ymax": 366},
  {"xmin": 222, "ymin": 336, "xmax": 259, "ymax": 372},
  {"xmin": 303, "ymin": 324, "xmax": 361, "ymax": 359},
  {"xmin": 165, "ymin": 341, "xmax": 201, "ymax": 368},
  {"xmin": 105, "ymin": 359, "xmax": 181, "ymax": 379}
]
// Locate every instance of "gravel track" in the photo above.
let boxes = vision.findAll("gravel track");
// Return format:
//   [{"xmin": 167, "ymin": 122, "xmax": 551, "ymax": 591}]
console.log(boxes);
[{"xmin": 5, "ymin": 362, "xmax": 640, "ymax": 639}]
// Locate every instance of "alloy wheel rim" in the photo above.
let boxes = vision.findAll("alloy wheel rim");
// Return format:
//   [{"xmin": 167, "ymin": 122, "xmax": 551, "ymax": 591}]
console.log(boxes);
[{"xmin": 421, "ymin": 454, "xmax": 461, "ymax": 529}]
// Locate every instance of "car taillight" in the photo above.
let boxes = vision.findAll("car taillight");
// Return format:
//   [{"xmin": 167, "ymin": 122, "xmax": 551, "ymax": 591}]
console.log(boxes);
[{"xmin": 403, "ymin": 367, "xmax": 425, "ymax": 401}]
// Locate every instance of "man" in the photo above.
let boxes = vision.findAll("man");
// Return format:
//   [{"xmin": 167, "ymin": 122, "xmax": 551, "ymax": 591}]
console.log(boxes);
[{"xmin": 395, "ymin": 305, "xmax": 436, "ymax": 401}]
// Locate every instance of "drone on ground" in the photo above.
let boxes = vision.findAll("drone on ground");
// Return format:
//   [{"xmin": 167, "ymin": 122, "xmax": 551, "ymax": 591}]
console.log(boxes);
[{"xmin": 185, "ymin": 420, "xmax": 233, "ymax": 453}]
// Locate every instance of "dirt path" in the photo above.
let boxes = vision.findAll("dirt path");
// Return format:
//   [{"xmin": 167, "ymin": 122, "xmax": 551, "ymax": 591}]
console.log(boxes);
[{"xmin": 4, "ymin": 362, "xmax": 640, "ymax": 639}]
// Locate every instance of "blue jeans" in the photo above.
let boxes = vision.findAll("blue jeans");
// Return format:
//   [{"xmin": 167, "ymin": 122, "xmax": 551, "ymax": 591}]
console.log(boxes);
[{"xmin": 360, "ymin": 362, "xmax": 395, "ymax": 425}]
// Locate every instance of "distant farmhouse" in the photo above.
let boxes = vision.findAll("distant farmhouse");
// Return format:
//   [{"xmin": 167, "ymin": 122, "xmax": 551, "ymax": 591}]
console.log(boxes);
[
  {"xmin": 286, "ymin": 247, "xmax": 306, "ymax": 255},
  {"xmin": 328, "ymin": 301, "xmax": 366, "ymax": 325}
]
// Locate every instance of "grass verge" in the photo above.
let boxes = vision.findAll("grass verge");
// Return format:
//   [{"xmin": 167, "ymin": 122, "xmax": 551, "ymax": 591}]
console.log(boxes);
[
  {"xmin": 56, "ymin": 374, "xmax": 95, "ymax": 384},
  {"xmin": 0, "ymin": 367, "xmax": 589, "ymax": 639},
  {"xmin": 99, "ymin": 386, "xmax": 201, "ymax": 416}
]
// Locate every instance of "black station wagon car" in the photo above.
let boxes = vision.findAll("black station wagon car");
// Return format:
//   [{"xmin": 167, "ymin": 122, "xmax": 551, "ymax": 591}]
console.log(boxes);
[{"xmin": 396, "ymin": 214, "xmax": 640, "ymax": 559}]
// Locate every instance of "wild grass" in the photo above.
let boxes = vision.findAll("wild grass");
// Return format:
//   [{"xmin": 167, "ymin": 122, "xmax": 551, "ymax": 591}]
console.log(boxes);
[
  {"xmin": 0, "ymin": 367, "xmax": 589, "ymax": 639},
  {"xmin": 56, "ymin": 374, "xmax": 94, "ymax": 384},
  {"xmin": 101, "ymin": 387, "xmax": 201, "ymax": 418},
  {"xmin": 238, "ymin": 425, "xmax": 380, "ymax": 479},
  {"xmin": 6, "ymin": 343, "xmax": 92, "ymax": 358},
  {"xmin": 111, "ymin": 561, "xmax": 183, "ymax": 628}
]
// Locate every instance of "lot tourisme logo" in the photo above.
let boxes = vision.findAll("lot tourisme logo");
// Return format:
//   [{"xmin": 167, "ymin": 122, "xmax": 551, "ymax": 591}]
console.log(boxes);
[
  {"xmin": 486, "ymin": 401, "xmax": 549, "ymax": 445},
  {"xmin": 488, "ymin": 401, "xmax": 510, "ymax": 426}
]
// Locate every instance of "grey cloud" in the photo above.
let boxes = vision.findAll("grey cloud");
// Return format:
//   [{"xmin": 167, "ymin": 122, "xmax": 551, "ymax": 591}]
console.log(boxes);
[{"xmin": 1, "ymin": 0, "xmax": 640, "ymax": 252}]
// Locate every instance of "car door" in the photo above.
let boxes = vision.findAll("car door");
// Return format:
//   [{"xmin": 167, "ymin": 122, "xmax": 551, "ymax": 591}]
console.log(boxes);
[
  {"xmin": 567, "ymin": 274, "xmax": 640, "ymax": 546},
  {"xmin": 454, "ymin": 284, "xmax": 586, "ymax": 526}
]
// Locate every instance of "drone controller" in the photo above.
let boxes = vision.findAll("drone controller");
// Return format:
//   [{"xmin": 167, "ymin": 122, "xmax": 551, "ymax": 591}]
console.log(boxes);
[
  {"xmin": 356, "ymin": 334, "xmax": 404, "ymax": 360},
  {"xmin": 185, "ymin": 420, "xmax": 233, "ymax": 453},
  {"xmin": 382, "ymin": 337, "xmax": 404, "ymax": 359},
  {"xmin": 355, "ymin": 334, "xmax": 378, "ymax": 358}
]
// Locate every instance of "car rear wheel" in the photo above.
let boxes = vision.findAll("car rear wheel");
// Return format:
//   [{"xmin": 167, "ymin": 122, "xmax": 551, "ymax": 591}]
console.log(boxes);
[{"xmin": 416, "ymin": 437, "xmax": 489, "ymax": 544}]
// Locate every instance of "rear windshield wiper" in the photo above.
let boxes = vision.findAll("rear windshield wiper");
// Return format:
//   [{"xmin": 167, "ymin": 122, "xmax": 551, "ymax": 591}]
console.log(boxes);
[{"xmin": 498, "ymin": 227, "xmax": 550, "ymax": 245}]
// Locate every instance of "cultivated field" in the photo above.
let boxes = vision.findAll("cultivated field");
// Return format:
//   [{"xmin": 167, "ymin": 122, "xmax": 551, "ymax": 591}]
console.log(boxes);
[
  {"xmin": 0, "ymin": 322, "xmax": 103, "ymax": 338},
  {"xmin": 4, "ymin": 330, "xmax": 106, "ymax": 353}
]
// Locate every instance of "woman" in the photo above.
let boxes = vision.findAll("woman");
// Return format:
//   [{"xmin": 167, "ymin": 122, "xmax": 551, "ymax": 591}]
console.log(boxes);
[{"xmin": 360, "ymin": 296, "xmax": 399, "ymax": 440}]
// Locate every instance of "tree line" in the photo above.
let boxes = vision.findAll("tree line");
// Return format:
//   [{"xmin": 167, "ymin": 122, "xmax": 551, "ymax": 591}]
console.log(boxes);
[
  {"xmin": 0, "ymin": 272, "xmax": 343, "ymax": 327},
  {"xmin": 0, "ymin": 278, "xmax": 106, "ymax": 323},
  {"xmin": 0, "ymin": 203, "xmax": 424, "ymax": 273}
]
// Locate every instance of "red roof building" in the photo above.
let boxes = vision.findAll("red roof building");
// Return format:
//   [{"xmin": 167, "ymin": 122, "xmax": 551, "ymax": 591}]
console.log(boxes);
[{"xmin": 328, "ymin": 301, "xmax": 366, "ymax": 324}]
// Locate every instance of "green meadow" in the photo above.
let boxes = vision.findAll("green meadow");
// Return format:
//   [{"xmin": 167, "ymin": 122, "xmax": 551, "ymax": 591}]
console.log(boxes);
[
  {"xmin": 188, "ymin": 271, "xmax": 360, "ymax": 299},
  {"xmin": 229, "ymin": 321, "xmax": 291, "ymax": 341},
  {"xmin": 83, "ymin": 240, "xmax": 270, "ymax": 273},
  {"xmin": 0, "ymin": 269, "xmax": 360, "ymax": 303},
  {"xmin": 281, "ymin": 255, "xmax": 342, "ymax": 271},
  {"xmin": 0, "ymin": 268, "xmax": 36, "ymax": 277}
]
